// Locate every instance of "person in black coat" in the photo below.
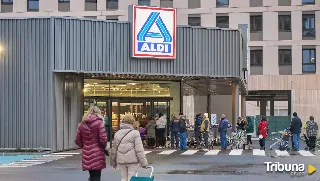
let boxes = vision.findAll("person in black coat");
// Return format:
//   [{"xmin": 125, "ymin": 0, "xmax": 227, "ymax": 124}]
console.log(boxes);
[{"xmin": 290, "ymin": 112, "xmax": 302, "ymax": 151}]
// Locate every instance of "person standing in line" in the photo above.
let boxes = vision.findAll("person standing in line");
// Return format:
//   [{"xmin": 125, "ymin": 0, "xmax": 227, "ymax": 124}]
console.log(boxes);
[
  {"xmin": 218, "ymin": 114, "xmax": 229, "ymax": 150},
  {"xmin": 245, "ymin": 117, "xmax": 254, "ymax": 150},
  {"xmin": 75, "ymin": 106, "xmax": 107, "ymax": 181},
  {"xmin": 290, "ymin": 112, "xmax": 302, "ymax": 151},
  {"xmin": 156, "ymin": 113, "xmax": 167, "ymax": 149},
  {"xmin": 145, "ymin": 117, "xmax": 156, "ymax": 149},
  {"xmin": 194, "ymin": 113, "xmax": 203, "ymax": 149},
  {"xmin": 306, "ymin": 116, "xmax": 318, "ymax": 152},
  {"xmin": 179, "ymin": 113, "xmax": 187, "ymax": 151},
  {"xmin": 201, "ymin": 113, "xmax": 210, "ymax": 149},
  {"xmin": 169, "ymin": 114, "xmax": 180, "ymax": 149},
  {"xmin": 103, "ymin": 110, "xmax": 110, "ymax": 141},
  {"xmin": 258, "ymin": 116, "xmax": 268, "ymax": 150},
  {"xmin": 111, "ymin": 114, "xmax": 148, "ymax": 181}
]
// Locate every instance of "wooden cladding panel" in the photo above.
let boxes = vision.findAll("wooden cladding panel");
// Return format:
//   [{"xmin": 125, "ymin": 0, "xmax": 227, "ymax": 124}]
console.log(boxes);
[{"xmin": 248, "ymin": 75, "xmax": 320, "ymax": 90}]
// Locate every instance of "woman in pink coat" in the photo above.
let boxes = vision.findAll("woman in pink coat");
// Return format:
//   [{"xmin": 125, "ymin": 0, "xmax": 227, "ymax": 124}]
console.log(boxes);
[{"xmin": 75, "ymin": 106, "xmax": 107, "ymax": 181}]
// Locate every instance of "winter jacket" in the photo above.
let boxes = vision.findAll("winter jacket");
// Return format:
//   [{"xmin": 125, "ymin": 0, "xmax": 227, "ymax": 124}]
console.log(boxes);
[
  {"xmin": 156, "ymin": 116, "xmax": 167, "ymax": 129},
  {"xmin": 194, "ymin": 115, "xmax": 203, "ymax": 132},
  {"xmin": 170, "ymin": 117, "xmax": 180, "ymax": 132},
  {"xmin": 246, "ymin": 117, "xmax": 254, "ymax": 134},
  {"xmin": 111, "ymin": 123, "xmax": 148, "ymax": 167},
  {"xmin": 145, "ymin": 119, "xmax": 156, "ymax": 138},
  {"xmin": 75, "ymin": 114, "xmax": 107, "ymax": 171},
  {"xmin": 258, "ymin": 119, "xmax": 268, "ymax": 138},
  {"xmin": 290, "ymin": 116, "xmax": 302, "ymax": 134},
  {"xmin": 306, "ymin": 120, "xmax": 318, "ymax": 137},
  {"xmin": 179, "ymin": 117, "xmax": 187, "ymax": 133},
  {"xmin": 201, "ymin": 118, "xmax": 210, "ymax": 132},
  {"xmin": 218, "ymin": 118, "xmax": 228, "ymax": 133},
  {"xmin": 139, "ymin": 127, "xmax": 146, "ymax": 140}
]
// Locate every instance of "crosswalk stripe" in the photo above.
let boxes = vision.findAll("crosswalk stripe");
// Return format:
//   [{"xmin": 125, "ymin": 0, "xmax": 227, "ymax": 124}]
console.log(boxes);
[
  {"xmin": 158, "ymin": 150, "xmax": 176, "ymax": 155},
  {"xmin": 52, "ymin": 152, "xmax": 80, "ymax": 155},
  {"xmin": 0, "ymin": 165, "xmax": 27, "ymax": 168},
  {"xmin": 229, "ymin": 149, "xmax": 243, "ymax": 155},
  {"xmin": 298, "ymin": 150, "xmax": 315, "ymax": 156},
  {"xmin": 43, "ymin": 155, "xmax": 73, "ymax": 157},
  {"xmin": 204, "ymin": 150, "xmax": 220, "ymax": 155},
  {"xmin": 144, "ymin": 151, "xmax": 152, "ymax": 155},
  {"xmin": 275, "ymin": 150, "xmax": 290, "ymax": 156},
  {"xmin": 20, "ymin": 159, "xmax": 52, "ymax": 162},
  {"xmin": 181, "ymin": 150, "xmax": 198, "ymax": 155},
  {"xmin": 253, "ymin": 149, "xmax": 266, "ymax": 156}
]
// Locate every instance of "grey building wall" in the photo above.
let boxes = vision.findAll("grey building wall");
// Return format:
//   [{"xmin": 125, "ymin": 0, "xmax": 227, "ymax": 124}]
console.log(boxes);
[
  {"xmin": 0, "ymin": 17, "xmax": 245, "ymax": 150},
  {"xmin": 53, "ymin": 17, "xmax": 242, "ymax": 77},
  {"xmin": 0, "ymin": 18, "xmax": 53, "ymax": 149}
]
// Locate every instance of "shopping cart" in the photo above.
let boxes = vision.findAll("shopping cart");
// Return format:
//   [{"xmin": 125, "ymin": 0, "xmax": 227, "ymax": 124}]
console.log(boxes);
[{"xmin": 131, "ymin": 166, "xmax": 154, "ymax": 181}]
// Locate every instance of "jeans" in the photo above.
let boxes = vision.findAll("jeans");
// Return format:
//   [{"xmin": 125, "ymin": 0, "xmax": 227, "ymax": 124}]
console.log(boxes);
[
  {"xmin": 171, "ymin": 131, "xmax": 179, "ymax": 148},
  {"xmin": 203, "ymin": 131, "xmax": 209, "ymax": 148},
  {"xmin": 158, "ymin": 128, "xmax": 166, "ymax": 147},
  {"xmin": 147, "ymin": 138, "xmax": 155, "ymax": 148},
  {"xmin": 88, "ymin": 170, "xmax": 101, "ymax": 181},
  {"xmin": 180, "ymin": 131, "xmax": 187, "ymax": 150},
  {"xmin": 309, "ymin": 136, "xmax": 316, "ymax": 150},
  {"xmin": 220, "ymin": 132, "xmax": 227, "ymax": 150},
  {"xmin": 292, "ymin": 133, "xmax": 300, "ymax": 150}
]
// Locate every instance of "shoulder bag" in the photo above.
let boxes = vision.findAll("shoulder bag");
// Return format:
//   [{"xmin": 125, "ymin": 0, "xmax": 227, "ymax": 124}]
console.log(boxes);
[
  {"xmin": 114, "ymin": 129, "xmax": 134, "ymax": 161},
  {"xmin": 85, "ymin": 123, "xmax": 109, "ymax": 156}
]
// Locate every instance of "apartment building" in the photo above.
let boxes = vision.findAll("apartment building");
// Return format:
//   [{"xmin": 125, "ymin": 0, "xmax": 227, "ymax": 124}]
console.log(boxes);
[{"xmin": 0, "ymin": 0, "xmax": 319, "ymax": 121}]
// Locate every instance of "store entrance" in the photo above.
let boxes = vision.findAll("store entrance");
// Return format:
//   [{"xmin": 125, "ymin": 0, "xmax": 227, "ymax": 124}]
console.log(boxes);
[{"xmin": 84, "ymin": 97, "xmax": 172, "ymax": 136}]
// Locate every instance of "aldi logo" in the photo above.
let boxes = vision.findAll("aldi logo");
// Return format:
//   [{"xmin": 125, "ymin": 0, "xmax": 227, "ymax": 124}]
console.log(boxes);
[{"xmin": 129, "ymin": 5, "xmax": 176, "ymax": 59}]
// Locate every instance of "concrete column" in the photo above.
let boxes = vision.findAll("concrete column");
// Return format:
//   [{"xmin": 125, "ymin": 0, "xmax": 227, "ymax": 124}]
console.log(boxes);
[
  {"xmin": 151, "ymin": 0, "xmax": 160, "ymax": 7},
  {"xmin": 270, "ymin": 98, "xmax": 275, "ymax": 116},
  {"xmin": 40, "ymin": 0, "xmax": 58, "ymax": 12},
  {"xmin": 241, "ymin": 95, "xmax": 246, "ymax": 117},
  {"xmin": 288, "ymin": 93, "xmax": 292, "ymax": 116},
  {"xmin": 260, "ymin": 100, "xmax": 267, "ymax": 116},
  {"xmin": 207, "ymin": 94, "xmax": 211, "ymax": 123},
  {"xmin": 70, "ymin": 0, "xmax": 85, "ymax": 12},
  {"xmin": 170, "ymin": 82, "xmax": 180, "ymax": 117},
  {"xmin": 232, "ymin": 81, "xmax": 240, "ymax": 131},
  {"xmin": 97, "ymin": 0, "xmax": 107, "ymax": 11}
]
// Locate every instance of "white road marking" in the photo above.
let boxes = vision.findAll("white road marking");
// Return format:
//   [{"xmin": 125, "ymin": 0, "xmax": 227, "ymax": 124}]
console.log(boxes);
[
  {"xmin": 275, "ymin": 150, "xmax": 290, "ymax": 156},
  {"xmin": 252, "ymin": 149, "xmax": 266, "ymax": 156},
  {"xmin": 52, "ymin": 152, "xmax": 80, "ymax": 155},
  {"xmin": 43, "ymin": 155, "xmax": 73, "ymax": 157},
  {"xmin": 144, "ymin": 151, "xmax": 152, "ymax": 155},
  {"xmin": 298, "ymin": 150, "xmax": 315, "ymax": 156},
  {"xmin": 0, "ymin": 165, "xmax": 27, "ymax": 168},
  {"xmin": 158, "ymin": 150, "xmax": 176, "ymax": 155},
  {"xmin": 20, "ymin": 159, "xmax": 52, "ymax": 162},
  {"xmin": 181, "ymin": 150, "xmax": 198, "ymax": 155},
  {"xmin": 204, "ymin": 150, "xmax": 220, "ymax": 155},
  {"xmin": 229, "ymin": 149, "xmax": 243, "ymax": 155}
]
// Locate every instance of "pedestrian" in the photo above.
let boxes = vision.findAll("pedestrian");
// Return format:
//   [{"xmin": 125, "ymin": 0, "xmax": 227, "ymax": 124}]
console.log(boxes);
[
  {"xmin": 75, "ymin": 106, "xmax": 107, "ymax": 181},
  {"xmin": 145, "ymin": 117, "xmax": 156, "ymax": 149},
  {"xmin": 139, "ymin": 125, "xmax": 146, "ymax": 146},
  {"xmin": 169, "ymin": 114, "xmax": 180, "ymax": 149},
  {"xmin": 258, "ymin": 116, "xmax": 268, "ymax": 150},
  {"xmin": 218, "ymin": 114, "xmax": 229, "ymax": 150},
  {"xmin": 290, "ymin": 112, "xmax": 302, "ymax": 151},
  {"xmin": 306, "ymin": 116, "xmax": 318, "ymax": 152},
  {"xmin": 103, "ymin": 110, "xmax": 110, "ymax": 141},
  {"xmin": 194, "ymin": 113, "xmax": 203, "ymax": 149},
  {"xmin": 179, "ymin": 113, "xmax": 187, "ymax": 150},
  {"xmin": 201, "ymin": 113, "xmax": 210, "ymax": 149},
  {"xmin": 237, "ymin": 117, "xmax": 246, "ymax": 130},
  {"xmin": 156, "ymin": 113, "xmax": 167, "ymax": 149},
  {"xmin": 111, "ymin": 114, "xmax": 148, "ymax": 181},
  {"xmin": 245, "ymin": 117, "xmax": 254, "ymax": 150}
]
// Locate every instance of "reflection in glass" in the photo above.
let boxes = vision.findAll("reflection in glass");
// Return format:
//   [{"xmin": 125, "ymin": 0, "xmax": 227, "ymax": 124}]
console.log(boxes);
[
  {"xmin": 303, "ymin": 65, "xmax": 316, "ymax": 72},
  {"xmin": 28, "ymin": 0, "xmax": 39, "ymax": 10}
]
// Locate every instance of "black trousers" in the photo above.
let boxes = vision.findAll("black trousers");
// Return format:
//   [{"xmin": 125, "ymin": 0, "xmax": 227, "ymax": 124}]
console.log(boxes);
[
  {"xmin": 203, "ymin": 131, "xmax": 209, "ymax": 148},
  {"xmin": 195, "ymin": 131, "xmax": 201, "ymax": 147},
  {"xmin": 309, "ymin": 136, "xmax": 316, "ymax": 149},
  {"xmin": 158, "ymin": 128, "xmax": 166, "ymax": 147},
  {"xmin": 247, "ymin": 135, "xmax": 252, "ymax": 145},
  {"xmin": 147, "ymin": 138, "xmax": 155, "ymax": 147},
  {"xmin": 259, "ymin": 138, "xmax": 265, "ymax": 148},
  {"xmin": 89, "ymin": 170, "xmax": 101, "ymax": 181}
]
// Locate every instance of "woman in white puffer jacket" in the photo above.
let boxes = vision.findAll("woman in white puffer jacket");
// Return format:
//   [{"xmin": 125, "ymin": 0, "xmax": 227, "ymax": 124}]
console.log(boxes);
[
  {"xmin": 156, "ymin": 113, "xmax": 167, "ymax": 148},
  {"xmin": 111, "ymin": 114, "xmax": 148, "ymax": 181}
]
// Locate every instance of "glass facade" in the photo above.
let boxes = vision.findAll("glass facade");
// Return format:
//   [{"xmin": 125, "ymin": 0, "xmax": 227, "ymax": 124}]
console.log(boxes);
[{"xmin": 83, "ymin": 79, "xmax": 180, "ymax": 136}]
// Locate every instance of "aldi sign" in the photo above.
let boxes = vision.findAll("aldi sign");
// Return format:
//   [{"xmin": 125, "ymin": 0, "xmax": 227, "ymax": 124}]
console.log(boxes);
[{"xmin": 129, "ymin": 5, "xmax": 176, "ymax": 59}]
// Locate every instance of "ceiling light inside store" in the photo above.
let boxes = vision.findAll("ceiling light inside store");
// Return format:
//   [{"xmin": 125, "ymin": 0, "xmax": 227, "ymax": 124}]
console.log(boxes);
[
  {"xmin": 118, "ymin": 85, "xmax": 126, "ymax": 86},
  {"xmin": 142, "ymin": 90, "xmax": 146, "ymax": 91},
  {"xmin": 83, "ymin": 88, "xmax": 88, "ymax": 93},
  {"xmin": 93, "ymin": 83, "xmax": 98, "ymax": 85},
  {"xmin": 153, "ymin": 89, "xmax": 157, "ymax": 91},
  {"xmin": 136, "ymin": 88, "xmax": 140, "ymax": 89},
  {"xmin": 127, "ymin": 83, "xmax": 137, "ymax": 85}
]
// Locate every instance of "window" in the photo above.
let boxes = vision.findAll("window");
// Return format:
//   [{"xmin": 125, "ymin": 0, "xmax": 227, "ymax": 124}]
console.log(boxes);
[
  {"xmin": 58, "ymin": 0, "xmax": 70, "ymax": 2},
  {"xmin": 85, "ymin": 0, "xmax": 97, "ymax": 2},
  {"xmin": 188, "ymin": 17, "xmax": 201, "ymax": 26},
  {"xmin": 106, "ymin": 16, "xmax": 118, "ymax": 21},
  {"xmin": 302, "ymin": 14, "xmax": 315, "ymax": 37},
  {"xmin": 278, "ymin": 49, "xmax": 292, "ymax": 65},
  {"xmin": 302, "ymin": 49, "xmax": 316, "ymax": 73},
  {"xmin": 217, "ymin": 0, "xmax": 229, "ymax": 6},
  {"xmin": 28, "ymin": 0, "xmax": 39, "ymax": 11},
  {"xmin": 138, "ymin": 0, "xmax": 150, "ymax": 6},
  {"xmin": 160, "ymin": 0, "xmax": 173, "ymax": 7},
  {"xmin": 216, "ymin": 16, "xmax": 229, "ymax": 28},
  {"xmin": 302, "ymin": 0, "xmax": 315, "ymax": 5},
  {"xmin": 278, "ymin": 15, "xmax": 291, "ymax": 32},
  {"xmin": 107, "ymin": 0, "xmax": 118, "ymax": 9},
  {"xmin": 250, "ymin": 15, "xmax": 262, "ymax": 32},
  {"xmin": 250, "ymin": 50, "xmax": 263, "ymax": 66},
  {"xmin": 1, "ymin": 0, "xmax": 13, "ymax": 4}
]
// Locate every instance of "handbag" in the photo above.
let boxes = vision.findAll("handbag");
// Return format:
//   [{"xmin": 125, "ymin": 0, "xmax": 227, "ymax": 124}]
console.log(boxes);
[
  {"xmin": 85, "ymin": 123, "xmax": 109, "ymax": 156},
  {"xmin": 130, "ymin": 166, "xmax": 154, "ymax": 181}
]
